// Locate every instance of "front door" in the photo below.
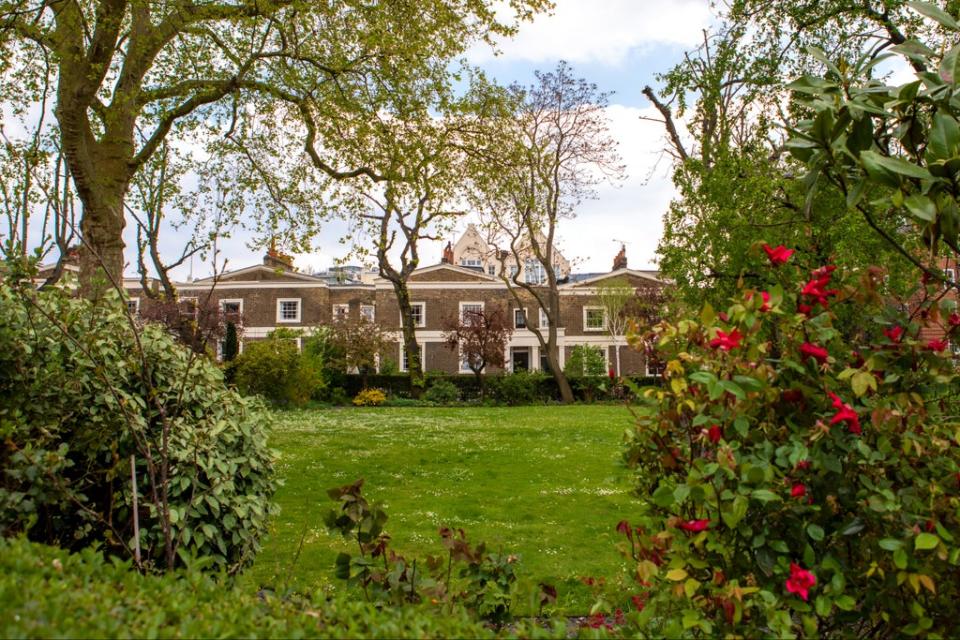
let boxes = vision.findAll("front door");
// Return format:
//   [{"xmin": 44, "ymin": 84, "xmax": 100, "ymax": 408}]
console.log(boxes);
[{"xmin": 512, "ymin": 348, "xmax": 530, "ymax": 372}]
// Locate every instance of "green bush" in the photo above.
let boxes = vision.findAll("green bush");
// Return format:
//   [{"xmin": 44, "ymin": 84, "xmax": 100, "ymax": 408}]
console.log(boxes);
[
  {"xmin": 233, "ymin": 330, "xmax": 322, "ymax": 406},
  {"xmin": 423, "ymin": 379, "xmax": 461, "ymax": 404},
  {"xmin": 0, "ymin": 537, "xmax": 511, "ymax": 639},
  {"xmin": 0, "ymin": 280, "xmax": 277, "ymax": 573},
  {"xmin": 564, "ymin": 345, "xmax": 608, "ymax": 402},
  {"xmin": 489, "ymin": 371, "xmax": 543, "ymax": 406},
  {"xmin": 620, "ymin": 252, "xmax": 960, "ymax": 637}
]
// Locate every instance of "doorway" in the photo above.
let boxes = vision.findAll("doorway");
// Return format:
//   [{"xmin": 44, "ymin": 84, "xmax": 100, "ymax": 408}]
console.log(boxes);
[{"xmin": 511, "ymin": 347, "xmax": 530, "ymax": 372}]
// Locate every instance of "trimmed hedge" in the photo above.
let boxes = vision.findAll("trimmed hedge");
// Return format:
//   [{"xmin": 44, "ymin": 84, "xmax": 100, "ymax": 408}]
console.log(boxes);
[
  {"xmin": 331, "ymin": 372, "xmax": 661, "ymax": 403},
  {"xmin": 0, "ymin": 537, "xmax": 522, "ymax": 639}
]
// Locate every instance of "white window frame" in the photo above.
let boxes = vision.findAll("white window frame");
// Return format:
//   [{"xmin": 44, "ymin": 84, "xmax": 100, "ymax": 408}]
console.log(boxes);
[
  {"xmin": 539, "ymin": 308, "xmax": 550, "ymax": 328},
  {"xmin": 583, "ymin": 306, "xmax": 607, "ymax": 332},
  {"xmin": 514, "ymin": 308, "xmax": 527, "ymax": 329},
  {"xmin": 332, "ymin": 303, "xmax": 350, "ymax": 322},
  {"xmin": 276, "ymin": 298, "xmax": 302, "ymax": 323},
  {"xmin": 945, "ymin": 268, "xmax": 956, "ymax": 286},
  {"xmin": 126, "ymin": 297, "xmax": 140, "ymax": 316},
  {"xmin": 508, "ymin": 265, "xmax": 519, "ymax": 280},
  {"xmin": 487, "ymin": 265, "xmax": 496, "ymax": 276},
  {"xmin": 360, "ymin": 304, "xmax": 375, "ymax": 322},
  {"xmin": 402, "ymin": 302, "xmax": 426, "ymax": 328},
  {"xmin": 459, "ymin": 257, "xmax": 482, "ymax": 268},
  {"xmin": 220, "ymin": 298, "xmax": 243, "ymax": 317},
  {"xmin": 458, "ymin": 346, "xmax": 475, "ymax": 374},
  {"xmin": 400, "ymin": 342, "xmax": 426, "ymax": 372},
  {"xmin": 459, "ymin": 301, "xmax": 484, "ymax": 325}
]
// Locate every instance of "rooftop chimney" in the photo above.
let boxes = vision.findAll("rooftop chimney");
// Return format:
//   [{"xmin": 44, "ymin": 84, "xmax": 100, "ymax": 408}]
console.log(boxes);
[
  {"xmin": 612, "ymin": 244, "xmax": 627, "ymax": 271},
  {"xmin": 263, "ymin": 238, "xmax": 295, "ymax": 271},
  {"xmin": 441, "ymin": 241, "xmax": 454, "ymax": 264}
]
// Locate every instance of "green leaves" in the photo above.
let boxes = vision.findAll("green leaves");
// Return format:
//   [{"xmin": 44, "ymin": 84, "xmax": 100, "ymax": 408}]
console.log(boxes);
[
  {"xmin": 915, "ymin": 533, "xmax": 940, "ymax": 551},
  {"xmin": 908, "ymin": 1, "xmax": 960, "ymax": 30},
  {"xmin": 860, "ymin": 151, "xmax": 933, "ymax": 184}
]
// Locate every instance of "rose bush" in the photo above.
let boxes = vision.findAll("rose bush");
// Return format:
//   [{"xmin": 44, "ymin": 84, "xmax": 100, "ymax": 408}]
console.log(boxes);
[{"xmin": 620, "ymin": 245, "xmax": 960, "ymax": 637}]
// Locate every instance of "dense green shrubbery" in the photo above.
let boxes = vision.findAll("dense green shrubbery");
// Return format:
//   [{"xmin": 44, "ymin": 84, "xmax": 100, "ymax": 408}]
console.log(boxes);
[
  {"xmin": 233, "ymin": 329, "xmax": 324, "ymax": 406},
  {"xmin": 0, "ymin": 537, "xmax": 511, "ymax": 639},
  {"xmin": 565, "ymin": 345, "xmax": 609, "ymax": 402},
  {"xmin": 0, "ymin": 280, "xmax": 276, "ymax": 573},
  {"xmin": 620, "ymin": 250, "xmax": 960, "ymax": 637},
  {"xmin": 423, "ymin": 379, "xmax": 461, "ymax": 404}
]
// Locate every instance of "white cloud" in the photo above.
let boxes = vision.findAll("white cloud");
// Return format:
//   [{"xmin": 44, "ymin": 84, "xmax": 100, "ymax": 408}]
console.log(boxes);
[{"xmin": 469, "ymin": 0, "xmax": 713, "ymax": 65}]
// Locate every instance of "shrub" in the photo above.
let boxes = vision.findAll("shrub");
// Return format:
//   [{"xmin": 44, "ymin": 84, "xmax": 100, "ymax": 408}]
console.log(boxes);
[
  {"xmin": 233, "ymin": 331, "xmax": 322, "ymax": 406},
  {"xmin": 564, "ymin": 345, "xmax": 608, "ymax": 402},
  {"xmin": 423, "ymin": 379, "xmax": 461, "ymax": 404},
  {"xmin": 353, "ymin": 388, "xmax": 387, "ymax": 407},
  {"xmin": 0, "ymin": 280, "xmax": 277, "ymax": 573},
  {"xmin": 0, "ymin": 537, "xmax": 505, "ymax": 639},
  {"xmin": 489, "ymin": 371, "xmax": 541, "ymax": 405},
  {"xmin": 619, "ymin": 249, "xmax": 960, "ymax": 637}
]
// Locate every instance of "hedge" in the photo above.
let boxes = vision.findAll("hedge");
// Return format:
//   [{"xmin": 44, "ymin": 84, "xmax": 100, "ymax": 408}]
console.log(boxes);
[
  {"xmin": 0, "ymin": 537, "xmax": 585, "ymax": 639},
  {"xmin": 330, "ymin": 372, "xmax": 662, "ymax": 403}
]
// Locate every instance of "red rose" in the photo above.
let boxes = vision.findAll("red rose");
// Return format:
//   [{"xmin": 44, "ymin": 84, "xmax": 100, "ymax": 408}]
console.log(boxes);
[
  {"xmin": 798, "ymin": 303, "xmax": 813, "ymax": 316},
  {"xmin": 795, "ymin": 459, "xmax": 811, "ymax": 471},
  {"xmin": 828, "ymin": 391, "xmax": 861, "ymax": 434},
  {"xmin": 678, "ymin": 519, "xmax": 710, "ymax": 532},
  {"xmin": 785, "ymin": 563, "xmax": 817, "ymax": 601},
  {"xmin": 950, "ymin": 312, "xmax": 960, "ymax": 327},
  {"xmin": 800, "ymin": 342, "xmax": 829, "ymax": 364},
  {"xmin": 630, "ymin": 594, "xmax": 646, "ymax": 612},
  {"xmin": 709, "ymin": 328, "xmax": 742, "ymax": 351},
  {"xmin": 790, "ymin": 483, "xmax": 807, "ymax": 498},
  {"xmin": 707, "ymin": 425, "xmax": 722, "ymax": 444},
  {"xmin": 884, "ymin": 326, "xmax": 904, "ymax": 343},
  {"xmin": 927, "ymin": 339, "xmax": 948, "ymax": 352},
  {"xmin": 763, "ymin": 244, "xmax": 795, "ymax": 266}
]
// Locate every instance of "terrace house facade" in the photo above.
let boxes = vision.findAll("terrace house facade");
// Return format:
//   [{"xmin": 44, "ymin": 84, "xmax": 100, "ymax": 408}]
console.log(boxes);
[{"xmin": 113, "ymin": 231, "xmax": 667, "ymax": 376}]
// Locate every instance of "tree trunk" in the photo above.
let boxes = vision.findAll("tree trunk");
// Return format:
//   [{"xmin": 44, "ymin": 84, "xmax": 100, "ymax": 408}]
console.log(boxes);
[
  {"xmin": 543, "ymin": 340, "xmax": 573, "ymax": 403},
  {"xmin": 615, "ymin": 341, "xmax": 622, "ymax": 377},
  {"xmin": 392, "ymin": 282, "xmax": 425, "ymax": 398},
  {"xmin": 56, "ymin": 59, "xmax": 135, "ymax": 298}
]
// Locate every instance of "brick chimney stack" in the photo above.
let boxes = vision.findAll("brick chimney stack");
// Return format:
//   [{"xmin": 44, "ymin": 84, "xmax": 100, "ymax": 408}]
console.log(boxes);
[
  {"xmin": 612, "ymin": 244, "xmax": 627, "ymax": 271},
  {"xmin": 441, "ymin": 241, "xmax": 454, "ymax": 264},
  {"xmin": 263, "ymin": 238, "xmax": 295, "ymax": 271}
]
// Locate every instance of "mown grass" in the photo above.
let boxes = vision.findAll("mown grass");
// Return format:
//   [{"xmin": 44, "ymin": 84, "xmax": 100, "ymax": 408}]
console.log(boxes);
[{"xmin": 247, "ymin": 405, "xmax": 641, "ymax": 613}]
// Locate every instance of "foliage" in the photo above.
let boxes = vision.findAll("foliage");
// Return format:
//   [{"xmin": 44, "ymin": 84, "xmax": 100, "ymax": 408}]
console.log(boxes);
[
  {"xmin": 620, "ymin": 248, "xmax": 960, "ymax": 637},
  {"xmin": 0, "ymin": 537, "xmax": 508, "ymax": 639},
  {"xmin": 488, "ymin": 370, "xmax": 544, "ymax": 405},
  {"xmin": 423, "ymin": 379, "xmax": 461, "ymax": 404},
  {"xmin": 647, "ymin": 6, "xmax": 920, "ymax": 309},
  {"xmin": 327, "ymin": 318, "xmax": 390, "ymax": 388},
  {"xmin": 139, "ymin": 294, "xmax": 231, "ymax": 355},
  {"xmin": 564, "ymin": 345, "xmax": 609, "ymax": 403},
  {"xmin": 352, "ymin": 388, "xmax": 387, "ymax": 407},
  {"xmin": 223, "ymin": 321, "xmax": 240, "ymax": 362},
  {"xmin": 0, "ymin": 279, "xmax": 276, "ymax": 573},
  {"xmin": 233, "ymin": 330, "xmax": 321, "ymax": 406},
  {"xmin": 443, "ymin": 304, "xmax": 513, "ymax": 398},
  {"xmin": 0, "ymin": 0, "xmax": 550, "ymax": 291},
  {"xmin": 787, "ymin": 3, "xmax": 960, "ymax": 286},
  {"xmin": 324, "ymin": 479, "xmax": 525, "ymax": 624}
]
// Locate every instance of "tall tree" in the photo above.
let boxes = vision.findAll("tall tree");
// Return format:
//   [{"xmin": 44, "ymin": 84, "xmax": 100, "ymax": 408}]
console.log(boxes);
[
  {"xmin": 0, "ymin": 0, "xmax": 549, "ymax": 295},
  {"xmin": 328, "ymin": 317, "xmax": 389, "ymax": 390},
  {"xmin": 644, "ymin": 6, "xmax": 934, "ymax": 308},
  {"xmin": 471, "ymin": 61, "xmax": 624, "ymax": 403}
]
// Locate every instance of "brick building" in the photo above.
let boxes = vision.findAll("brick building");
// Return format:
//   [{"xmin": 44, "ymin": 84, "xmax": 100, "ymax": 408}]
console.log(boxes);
[{"xmin": 40, "ymin": 232, "xmax": 665, "ymax": 376}]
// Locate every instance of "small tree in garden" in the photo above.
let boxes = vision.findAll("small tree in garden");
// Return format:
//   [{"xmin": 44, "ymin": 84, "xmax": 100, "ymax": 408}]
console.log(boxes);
[
  {"xmin": 596, "ymin": 277, "xmax": 636, "ymax": 376},
  {"xmin": 563, "ymin": 345, "xmax": 607, "ymax": 402},
  {"xmin": 328, "ymin": 319, "xmax": 391, "ymax": 390},
  {"xmin": 618, "ymin": 244, "xmax": 960, "ymax": 637},
  {"xmin": 443, "ymin": 305, "xmax": 512, "ymax": 399}
]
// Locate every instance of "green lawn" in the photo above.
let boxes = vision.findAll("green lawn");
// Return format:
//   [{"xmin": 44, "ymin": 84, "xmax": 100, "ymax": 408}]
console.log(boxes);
[{"xmin": 248, "ymin": 405, "xmax": 641, "ymax": 613}]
